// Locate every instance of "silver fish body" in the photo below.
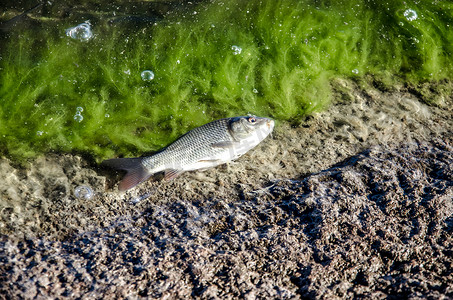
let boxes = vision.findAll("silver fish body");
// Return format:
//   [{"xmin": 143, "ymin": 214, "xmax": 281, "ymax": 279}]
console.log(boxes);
[{"xmin": 102, "ymin": 116, "xmax": 274, "ymax": 191}]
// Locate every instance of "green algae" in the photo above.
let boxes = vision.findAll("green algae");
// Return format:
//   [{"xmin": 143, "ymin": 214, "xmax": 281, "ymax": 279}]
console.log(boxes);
[{"xmin": 0, "ymin": 0, "xmax": 452, "ymax": 162}]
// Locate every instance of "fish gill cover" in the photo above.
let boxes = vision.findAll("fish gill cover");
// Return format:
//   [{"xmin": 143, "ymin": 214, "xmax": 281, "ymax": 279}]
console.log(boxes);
[{"xmin": 0, "ymin": 0, "xmax": 452, "ymax": 162}]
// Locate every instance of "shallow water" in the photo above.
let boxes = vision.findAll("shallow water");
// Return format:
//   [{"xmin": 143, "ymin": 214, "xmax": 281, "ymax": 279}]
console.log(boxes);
[{"xmin": 0, "ymin": 0, "xmax": 452, "ymax": 162}]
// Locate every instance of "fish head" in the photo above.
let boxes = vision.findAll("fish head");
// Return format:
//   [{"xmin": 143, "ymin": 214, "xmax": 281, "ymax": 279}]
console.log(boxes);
[{"xmin": 228, "ymin": 116, "xmax": 274, "ymax": 143}]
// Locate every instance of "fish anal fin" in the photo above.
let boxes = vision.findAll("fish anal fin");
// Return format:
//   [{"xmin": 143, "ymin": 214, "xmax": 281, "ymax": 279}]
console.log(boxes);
[{"xmin": 164, "ymin": 169, "xmax": 183, "ymax": 181}]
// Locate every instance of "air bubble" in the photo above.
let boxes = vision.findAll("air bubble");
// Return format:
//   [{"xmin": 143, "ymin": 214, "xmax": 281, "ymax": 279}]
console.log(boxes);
[
  {"xmin": 253, "ymin": 88, "xmax": 258, "ymax": 94},
  {"xmin": 352, "ymin": 69, "xmax": 359, "ymax": 74},
  {"xmin": 36, "ymin": 131, "xmax": 43, "ymax": 136},
  {"xmin": 141, "ymin": 70, "xmax": 155, "ymax": 81},
  {"xmin": 231, "ymin": 45, "xmax": 242, "ymax": 55},
  {"xmin": 404, "ymin": 9, "xmax": 418, "ymax": 21},
  {"xmin": 74, "ymin": 113, "xmax": 83, "ymax": 122},
  {"xmin": 76, "ymin": 106, "xmax": 84, "ymax": 113},
  {"xmin": 74, "ymin": 185, "xmax": 94, "ymax": 200},
  {"xmin": 66, "ymin": 21, "xmax": 93, "ymax": 42}
]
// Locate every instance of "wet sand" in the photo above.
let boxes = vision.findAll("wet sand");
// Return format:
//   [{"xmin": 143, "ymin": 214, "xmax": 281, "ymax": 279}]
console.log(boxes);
[{"xmin": 0, "ymin": 79, "xmax": 452, "ymax": 298}]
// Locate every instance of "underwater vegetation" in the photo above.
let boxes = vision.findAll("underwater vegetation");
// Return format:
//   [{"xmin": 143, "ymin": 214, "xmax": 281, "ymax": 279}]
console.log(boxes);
[{"xmin": 0, "ymin": 0, "xmax": 452, "ymax": 162}]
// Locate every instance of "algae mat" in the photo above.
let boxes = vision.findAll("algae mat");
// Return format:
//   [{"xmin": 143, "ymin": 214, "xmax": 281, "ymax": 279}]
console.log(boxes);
[{"xmin": 1, "ymin": 0, "xmax": 452, "ymax": 161}]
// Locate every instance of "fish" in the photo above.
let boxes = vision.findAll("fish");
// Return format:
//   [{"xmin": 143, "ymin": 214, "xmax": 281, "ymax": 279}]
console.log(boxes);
[{"xmin": 102, "ymin": 116, "xmax": 274, "ymax": 191}]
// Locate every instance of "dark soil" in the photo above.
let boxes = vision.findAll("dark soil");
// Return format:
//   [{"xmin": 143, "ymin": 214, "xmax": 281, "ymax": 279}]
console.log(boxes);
[{"xmin": 0, "ymin": 79, "xmax": 452, "ymax": 299}]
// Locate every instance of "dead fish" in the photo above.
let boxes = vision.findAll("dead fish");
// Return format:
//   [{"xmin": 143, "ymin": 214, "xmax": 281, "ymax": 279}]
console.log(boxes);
[{"xmin": 102, "ymin": 116, "xmax": 274, "ymax": 191}]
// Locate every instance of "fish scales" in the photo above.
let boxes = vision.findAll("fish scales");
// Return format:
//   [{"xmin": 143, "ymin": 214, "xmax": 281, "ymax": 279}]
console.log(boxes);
[
  {"xmin": 102, "ymin": 116, "xmax": 274, "ymax": 191},
  {"xmin": 145, "ymin": 118, "xmax": 233, "ymax": 171}
]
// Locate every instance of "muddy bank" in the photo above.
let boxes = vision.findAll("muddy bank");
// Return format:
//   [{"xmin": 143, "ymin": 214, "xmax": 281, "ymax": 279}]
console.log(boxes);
[{"xmin": 0, "ymin": 79, "xmax": 452, "ymax": 298}]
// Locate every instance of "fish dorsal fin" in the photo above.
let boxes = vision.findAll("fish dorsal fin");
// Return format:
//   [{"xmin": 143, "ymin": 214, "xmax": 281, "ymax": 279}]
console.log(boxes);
[
  {"xmin": 211, "ymin": 141, "xmax": 237, "ymax": 148},
  {"xmin": 164, "ymin": 169, "xmax": 183, "ymax": 180}
]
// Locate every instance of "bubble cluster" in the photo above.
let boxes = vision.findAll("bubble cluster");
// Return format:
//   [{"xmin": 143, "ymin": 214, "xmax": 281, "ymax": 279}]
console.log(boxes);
[
  {"xmin": 66, "ymin": 21, "xmax": 93, "ymax": 42},
  {"xmin": 74, "ymin": 106, "xmax": 84, "ymax": 122},
  {"xmin": 141, "ymin": 70, "xmax": 155, "ymax": 81},
  {"xmin": 231, "ymin": 45, "xmax": 242, "ymax": 55},
  {"xmin": 404, "ymin": 9, "xmax": 418, "ymax": 21},
  {"xmin": 74, "ymin": 185, "xmax": 94, "ymax": 200},
  {"xmin": 36, "ymin": 131, "xmax": 43, "ymax": 136}
]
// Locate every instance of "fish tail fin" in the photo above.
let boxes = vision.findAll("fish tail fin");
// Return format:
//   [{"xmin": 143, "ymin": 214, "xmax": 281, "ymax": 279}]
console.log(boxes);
[{"xmin": 102, "ymin": 157, "xmax": 151, "ymax": 191}]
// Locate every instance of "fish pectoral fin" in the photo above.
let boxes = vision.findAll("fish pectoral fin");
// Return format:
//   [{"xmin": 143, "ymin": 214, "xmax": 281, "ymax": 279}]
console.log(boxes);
[
  {"xmin": 164, "ymin": 169, "xmax": 183, "ymax": 180},
  {"xmin": 198, "ymin": 159, "xmax": 222, "ymax": 163},
  {"xmin": 196, "ymin": 159, "xmax": 225, "ymax": 171},
  {"xmin": 211, "ymin": 141, "xmax": 237, "ymax": 149}
]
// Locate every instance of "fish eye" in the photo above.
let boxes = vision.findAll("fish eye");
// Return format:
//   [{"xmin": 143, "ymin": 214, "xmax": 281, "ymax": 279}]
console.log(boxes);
[{"xmin": 248, "ymin": 117, "xmax": 257, "ymax": 123}]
